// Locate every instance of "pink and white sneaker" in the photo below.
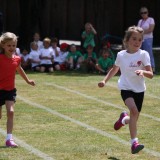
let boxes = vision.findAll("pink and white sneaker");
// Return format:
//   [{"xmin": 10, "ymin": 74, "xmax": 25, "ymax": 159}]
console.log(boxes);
[
  {"xmin": 131, "ymin": 141, "xmax": 144, "ymax": 154},
  {"xmin": 6, "ymin": 139, "xmax": 18, "ymax": 147},
  {"xmin": 114, "ymin": 111, "xmax": 128, "ymax": 130}
]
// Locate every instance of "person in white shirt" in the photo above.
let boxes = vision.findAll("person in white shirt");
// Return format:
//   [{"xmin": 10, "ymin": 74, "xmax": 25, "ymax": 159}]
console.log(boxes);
[
  {"xmin": 39, "ymin": 37, "xmax": 54, "ymax": 73},
  {"xmin": 14, "ymin": 48, "xmax": 21, "ymax": 57},
  {"xmin": 52, "ymin": 42, "xmax": 69, "ymax": 71},
  {"xmin": 98, "ymin": 26, "xmax": 153, "ymax": 154},
  {"xmin": 21, "ymin": 47, "xmax": 31, "ymax": 70},
  {"xmin": 29, "ymin": 42, "xmax": 41, "ymax": 71},
  {"xmin": 137, "ymin": 7, "xmax": 155, "ymax": 73},
  {"xmin": 32, "ymin": 32, "xmax": 44, "ymax": 50}
]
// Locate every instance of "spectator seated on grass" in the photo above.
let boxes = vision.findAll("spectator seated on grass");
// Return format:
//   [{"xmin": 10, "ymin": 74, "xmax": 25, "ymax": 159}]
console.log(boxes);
[
  {"xmin": 66, "ymin": 44, "xmax": 83, "ymax": 70},
  {"xmin": 52, "ymin": 43, "xmax": 69, "ymax": 71},
  {"xmin": 39, "ymin": 37, "xmax": 54, "ymax": 73},
  {"xmin": 82, "ymin": 44, "xmax": 97, "ymax": 73},
  {"xmin": 29, "ymin": 42, "xmax": 41, "ymax": 72},
  {"xmin": 102, "ymin": 40, "xmax": 115, "ymax": 65},
  {"xmin": 96, "ymin": 48, "xmax": 113, "ymax": 74},
  {"xmin": 20, "ymin": 47, "xmax": 31, "ymax": 71}
]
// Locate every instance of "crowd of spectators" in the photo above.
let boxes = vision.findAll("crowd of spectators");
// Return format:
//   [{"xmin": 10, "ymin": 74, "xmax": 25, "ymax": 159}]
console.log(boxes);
[{"xmin": 15, "ymin": 23, "xmax": 116, "ymax": 74}]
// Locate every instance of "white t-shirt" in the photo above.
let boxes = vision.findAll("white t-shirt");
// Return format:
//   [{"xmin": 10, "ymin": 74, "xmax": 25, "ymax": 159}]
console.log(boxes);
[
  {"xmin": 33, "ymin": 40, "xmax": 44, "ymax": 50},
  {"xmin": 57, "ymin": 51, "xmax": 69, "ymax": 64},
  {"xmin": 137, "ymin": 17, "xmax": 155, "ymax": 39},
  {"xmin": 39, "ymin": 48, "xmax": 53, "ymax": 65},
  {"xmin": 29, "ymin": 50, "xmax": 40, "ymax": 67},
  {"xmin": 21, "ymin": 54, "xmax": 30, "ymax": 62},
  {"xmin": 50, "ymin": 47, "xmax": 60, "ymax": 62},
  {"xmin": 15, "ymin": 48, "xmax": 22, "ymax": 57},
  {"xmin": 51, "ymin": 46, "xmax": 69, "ymax": 64},
  {"xmin": 115, "ymin": 49, "xmax": 151, "ymax": 92}
]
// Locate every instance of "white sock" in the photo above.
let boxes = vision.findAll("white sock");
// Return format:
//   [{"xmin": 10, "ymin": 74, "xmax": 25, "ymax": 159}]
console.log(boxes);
[
  {"xmin": 131, "ymin": 138, "xmax": 138, "ymax": 145},
  {"xmin": 121, "ymin": 116, "xmax": 129, "ymax": 125},
  {"xmin": 6, "ymin": 134, "xmax": 12, "ymax": 140}
]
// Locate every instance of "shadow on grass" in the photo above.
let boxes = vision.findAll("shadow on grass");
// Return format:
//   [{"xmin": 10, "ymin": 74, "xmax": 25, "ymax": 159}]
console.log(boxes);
[
  {"xmin": 108, "ymin": 157, "xmax": 120, "ymax": 160},
  {"xmin": 0, "ymin": 146, "xmax": 18, "ymax": 149}
]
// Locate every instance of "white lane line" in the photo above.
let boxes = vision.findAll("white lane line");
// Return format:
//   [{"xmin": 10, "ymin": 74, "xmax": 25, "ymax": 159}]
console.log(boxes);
[
  {"xmin": 45, "ymin": 83, "xmax": 160, "ymax": 122},
  {"xmin": 0, "ymin": 128, "xmax": 54, "ymax": 160},
  {"xmin": 17, "ymin": 95, "xmax": 160, "ymax": 158}
]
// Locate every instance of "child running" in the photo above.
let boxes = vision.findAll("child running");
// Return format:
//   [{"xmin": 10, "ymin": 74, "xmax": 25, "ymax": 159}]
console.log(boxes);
[
  {"xmin": 98, "ymin": 26, "xmax": 153, "ymax": 154},
  {"xmin": 0, "ymin": 32, "xmax": 35, "ymax": 147}
]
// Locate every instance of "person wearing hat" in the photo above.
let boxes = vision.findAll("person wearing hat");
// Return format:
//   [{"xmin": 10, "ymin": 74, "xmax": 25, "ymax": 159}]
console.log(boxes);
[{"xmin": 52, "ymin": 43, "xmax": 69, "ymax": 71}]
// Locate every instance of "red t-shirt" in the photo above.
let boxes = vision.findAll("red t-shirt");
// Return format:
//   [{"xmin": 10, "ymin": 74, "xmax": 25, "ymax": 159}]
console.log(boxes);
[{"xmin": 0, "ymin": 54, "xmax": 21, "ymax": 90}]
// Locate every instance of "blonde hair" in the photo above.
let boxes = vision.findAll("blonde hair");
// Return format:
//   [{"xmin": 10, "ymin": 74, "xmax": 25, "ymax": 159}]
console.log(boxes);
[
  {"xmin": 0, "ymin": 32, "xmax": 18, "ymax": 53},
  {"xmin": 30, "ymin": 41, "xmax": 38, "ymax": 48},
  {"xmin": 43, "ymin": 37, "xmax": 51, "ymax": 43},
  {"xmin": 85, "ymin": 22, "xmax": 91, "ymax": 28},
  {"xmin": 123, "ymin": 26, "xmax": 144, "ymax": 49}
]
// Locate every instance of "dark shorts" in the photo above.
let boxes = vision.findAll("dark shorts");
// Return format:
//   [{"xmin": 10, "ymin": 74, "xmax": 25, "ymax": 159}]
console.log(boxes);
[
  {"xmin": 40, "ymin": 64, "xmax": 53, "ymax": 72},
  {"xmin": 32, "ymin": 65, "xmax": 40, "ymax": 71},
  {"xmin": 53, "ymin": 62, "xmax": 60, "ymax": 68},
  {"xmin": 0, "ymin": 88, "xmax": 17, "ymax": 106},
  {"xmin": 121, "ymin": 90, "xmax": 144, "ymax": 112}
]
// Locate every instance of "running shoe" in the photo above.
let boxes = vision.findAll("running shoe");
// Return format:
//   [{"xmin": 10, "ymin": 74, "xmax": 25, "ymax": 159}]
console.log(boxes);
[
  {"xmin": 6, "ymin": 139, "xmax": 18, "ymax": 147},
  {"xmin": 114, "ymin": 111, "xmax": 128, "ymax": 130},
  {"xmin": 131, "ymin": 141, "xmax": 144, "ymax": 154}
]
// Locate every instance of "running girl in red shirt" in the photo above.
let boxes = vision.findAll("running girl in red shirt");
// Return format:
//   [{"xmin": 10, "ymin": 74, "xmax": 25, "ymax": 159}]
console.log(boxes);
[{"xmin": 0, "ymin": 32, "xmax": 35, "ymax": 147}]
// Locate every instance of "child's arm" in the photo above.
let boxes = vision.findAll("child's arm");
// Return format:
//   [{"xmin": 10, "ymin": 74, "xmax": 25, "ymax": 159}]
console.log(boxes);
[
  {"xmin": 90, "ymin": 24, "xmax": 97, "ymax": 35},
  {"xmin": 135, "ymin": 65, "xmax": 153, "ymax": 79},
  {"xmin": 98, "ymin": 65, "xmax": 119, "ymax": 87},
  {"xmin": 16, "ymin": 65, "xmax": 35, "ymax": 86}
]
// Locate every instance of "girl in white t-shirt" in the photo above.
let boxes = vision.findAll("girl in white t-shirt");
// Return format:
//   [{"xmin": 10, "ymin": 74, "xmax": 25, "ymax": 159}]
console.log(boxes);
[
  {"xmin": 98, "ymin": 26, "xmax": 153, "ymax": 154},
  {"xmin": 39, "ymin": 38, "xmax": 54, "ymax": 73},
  {"xmin": 29, "ymin": 42, "xmax": 41, "ymax": 71}
]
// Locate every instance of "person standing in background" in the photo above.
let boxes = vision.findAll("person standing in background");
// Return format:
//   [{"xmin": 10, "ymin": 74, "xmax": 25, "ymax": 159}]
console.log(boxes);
[
  {"xmin": 81, "ymin": 22, "xmax": 97, "ymax": 50},
  {"xmin": 137, "ymin": 7, "xmax": 155, "ymax": 73},
  {"xmin": 32, "ymin": 32, "xmax": 44, "ymax": 51}
]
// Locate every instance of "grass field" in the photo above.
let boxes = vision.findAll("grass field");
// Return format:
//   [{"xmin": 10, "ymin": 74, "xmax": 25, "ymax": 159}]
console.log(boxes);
[{"xmin": 0, "ymin": 71, "xmax": 160, "ymax": 160}]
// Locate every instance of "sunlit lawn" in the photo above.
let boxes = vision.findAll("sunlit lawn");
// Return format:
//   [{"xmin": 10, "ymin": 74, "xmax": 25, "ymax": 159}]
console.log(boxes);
[{"xmin": 0, "ymin": 71, "xmax": 159, "ymax": 160}]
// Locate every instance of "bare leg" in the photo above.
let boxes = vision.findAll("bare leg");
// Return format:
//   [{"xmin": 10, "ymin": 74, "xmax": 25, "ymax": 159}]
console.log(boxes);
[
  {"xmin": 0, "ymin": 106, "xmax": 2, "ymax": 119},
  {"xmin": 5, "ymin": 101, "xmax": 15, "ymax": 134},
  {"xmin": 125, "ymin": 98, "xmax": 139, "ymax": 139}
]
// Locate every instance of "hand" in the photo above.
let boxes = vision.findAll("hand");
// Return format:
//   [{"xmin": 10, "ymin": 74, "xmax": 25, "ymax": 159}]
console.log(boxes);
[
  {"xmin": 27, "ymin": 80, "xmax": 36, "ymax": 86},
  {"xmin": 135, "ymin": 70, "xmax": 144, "ymax": 77},
  {"xmin": 98, "ymin": 81, "xmax": 105, "ymax": 87}
]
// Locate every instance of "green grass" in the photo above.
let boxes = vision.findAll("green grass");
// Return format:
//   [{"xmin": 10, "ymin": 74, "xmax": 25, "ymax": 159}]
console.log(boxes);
[{"xmin": 0, "ymin": 71, "xmax": 160, "ymax": 160}]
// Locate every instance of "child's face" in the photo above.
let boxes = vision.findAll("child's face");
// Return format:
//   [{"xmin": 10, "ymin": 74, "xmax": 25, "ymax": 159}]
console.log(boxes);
[
  {"xmin": 34, "ymin": 33, "xmax": 40, "ymax": 41},
  {"xmin": 51, "ymin": 42, "xmax": 57, "ymax": 48},
  {"xmin": 127, "ymin": 32, "xmax": 143, "ymax": 53},
  {"xmin": 70, "ymin": 46, "xmax": 76, "ymax": 52},
  {"xmin": 85, "ymin": 25, "xmax": 91, "ymax": 33},
  {"xmin": 87, "ymin": 46, "xmax": 93, "ymax": 53},
  {"xmin": 31, "ymin": 44, "xmax": 38, "ymax": 50},
  {"xmin": 43, "ymin": 41, "xmax": 50, "ymax": 48},
  {"xmin": 102, "ymin": 52, "xmax": 109, "ymax": 59},
  {"xmin": 22, "ymin": 49, "xmax": 28, "ymax": 55},
  {"xmin": 3, "ymin": 40, "xmax": 17, "ymax": 55}
]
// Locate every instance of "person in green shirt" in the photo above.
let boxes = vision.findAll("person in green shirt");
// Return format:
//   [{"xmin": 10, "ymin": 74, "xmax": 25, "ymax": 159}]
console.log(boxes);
[
  {"xmin": 96, "ymin": 48, "xmax": 113, "ymax": 74},
  {"xmin": 83, "ymin": 44, "xmax": 97, "ymax": 72},
  {"xmin": 66, "ymin": 44, "xmax": 83, "ymax": 70},
  {"xmin": 81, "ymin": 22, "xmax": 97, "ymax": 49}
]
